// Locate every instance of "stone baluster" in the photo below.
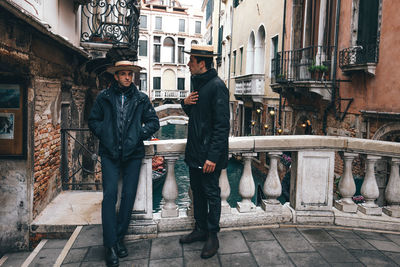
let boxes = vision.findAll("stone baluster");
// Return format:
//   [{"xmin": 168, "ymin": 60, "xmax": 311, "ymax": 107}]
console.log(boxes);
[
  {"xmin": 334, "ymin": 153, "xmax": 358, "ymax": 213},
  {"xmin": 161, "ymin": 156, "xmax": 179, "ymax": 217},
  {"xmin": 219, "ymin": 168, "xmax": 231, "ymax": 214},
  {"xmin": 383, "ymin": 158, "xmax": 400, "ymax": 217},
  {"xmin": 358, "ymin": 155, "xmax": 382, "ymax": 215},
  {"xmin": 262, "ymin": 151, "xmax": 283, "ymax": 211},
  {"xmin": 237, "ymin": 153, "xmax": 256, "ymax": 212}
]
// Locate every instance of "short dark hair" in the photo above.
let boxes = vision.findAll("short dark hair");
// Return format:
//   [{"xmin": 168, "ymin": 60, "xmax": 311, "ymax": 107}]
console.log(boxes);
[{"xmin": 194, "ymin": 56, "xmax": 213, "ymax": 70}]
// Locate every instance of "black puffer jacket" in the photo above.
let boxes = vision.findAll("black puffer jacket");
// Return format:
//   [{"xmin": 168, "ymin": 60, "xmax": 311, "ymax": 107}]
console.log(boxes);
[
  {"xmin": 181, "ymin": 68, "xmax": 230, "ymax": 170},
  {"xmin": 88, "ymin": 83, "xmax": 160, "ymax": 161}
]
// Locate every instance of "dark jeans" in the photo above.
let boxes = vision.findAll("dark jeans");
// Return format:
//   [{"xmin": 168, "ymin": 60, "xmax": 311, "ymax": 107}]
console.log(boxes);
[
  {"xmin": 189, "ymin": 167, "xmax": 222, "ymax": 233},
  {"xmin": 101, "ymin": 156, "xmax": 142, "ymax": 247}
]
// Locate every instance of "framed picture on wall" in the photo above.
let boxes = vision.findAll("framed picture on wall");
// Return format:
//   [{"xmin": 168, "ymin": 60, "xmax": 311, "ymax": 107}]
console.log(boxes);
[
  {"xmin": 0, "ymin": 85, "xmax": 20, "ymax": 109},
  {"xmin": 0, "ymin": 83, "xmax": 26, "ymax": 158},
  {"xmin": 0, "ymin": 113, "xmax": 14, "ymax": 139}
]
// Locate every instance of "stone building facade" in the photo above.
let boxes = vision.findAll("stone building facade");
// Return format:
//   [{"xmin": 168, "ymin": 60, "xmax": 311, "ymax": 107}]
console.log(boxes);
[
  {"xmin": 271, "ymin": 0, "xmax": 399, "ymax": 204},
  {"xmin": 137, "ymin": 0, "xmax": 204, "ymax": 106}
]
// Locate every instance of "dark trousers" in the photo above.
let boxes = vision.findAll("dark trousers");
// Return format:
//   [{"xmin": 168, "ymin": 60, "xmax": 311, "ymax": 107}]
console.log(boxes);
[
  {"xmin": 189, "ymin": 167, "xmax": 222, "ymax": 233},
  {"xmin": 101, "ymin": 156, "xmax": 142, "ymax": 247}
]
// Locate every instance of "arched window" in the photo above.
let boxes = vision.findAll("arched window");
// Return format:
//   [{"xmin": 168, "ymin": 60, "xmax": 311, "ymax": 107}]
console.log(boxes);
[
  {"xmin": 162, "ymin": 69, "xmax": 176, "ymax": 90},
  {"xmin": 255, "ymin": 25, "xmax": 266, "ymax": 74},
  {"xmin": 246, "ymin": 32, "xmax": 255, "ymax": 74},
  {"xmin": 162, "ymin": 37, "xmax": 175, "ymax": 63}
]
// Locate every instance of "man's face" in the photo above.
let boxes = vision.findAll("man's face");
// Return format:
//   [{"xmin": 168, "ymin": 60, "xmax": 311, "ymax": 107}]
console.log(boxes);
[
  {"xmin": 114, "ymin": 70, "xmax": 133, "ymax": 87},
  {"xmin": 187, "ymin": 55, "xmax": 203, "ymax": 75}
]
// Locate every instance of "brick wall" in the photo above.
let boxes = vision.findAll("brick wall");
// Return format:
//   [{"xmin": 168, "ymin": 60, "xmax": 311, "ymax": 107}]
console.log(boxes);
[{"xmin": 32, "ymin": 79, "xmax": 62, "ymax": 217}]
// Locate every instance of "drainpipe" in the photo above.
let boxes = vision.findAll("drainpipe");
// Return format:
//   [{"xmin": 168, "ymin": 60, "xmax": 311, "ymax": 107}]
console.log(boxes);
[
  {"xmin": 227, "ymin": 2, "xmax": 234, "ymax": 90},
  {"xmin": 278, "ymin": 0, "xmax": 286, "ymax": 126},
  {"xmin": 322, "ymin": 0, "xmax": 340, "ymax": 135},
  {"xmin": 216, "ymin": 0, "xmax": 222, "ymax": 72}
]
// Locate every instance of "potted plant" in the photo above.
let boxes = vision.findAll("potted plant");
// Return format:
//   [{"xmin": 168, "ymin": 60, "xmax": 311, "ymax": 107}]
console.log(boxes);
[{"xmin": 308, "ymin": 64, "xmax": 328, "ymax": 81}]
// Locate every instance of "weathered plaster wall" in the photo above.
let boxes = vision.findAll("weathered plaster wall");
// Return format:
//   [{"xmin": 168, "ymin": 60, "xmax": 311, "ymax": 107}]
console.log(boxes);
[
  {"xmin": 338, "ymin": 0, "xmax": 400, "ymax": 114},
  {"xmin": 0, "ymin": 161, "xmax": 30, "ymax": 252}
]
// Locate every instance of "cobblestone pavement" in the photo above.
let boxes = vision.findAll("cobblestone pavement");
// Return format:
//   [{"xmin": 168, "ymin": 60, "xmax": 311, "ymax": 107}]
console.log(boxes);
[{"xmin": 3, "ymin": 225, "xmax": 400, "ymax": 266}]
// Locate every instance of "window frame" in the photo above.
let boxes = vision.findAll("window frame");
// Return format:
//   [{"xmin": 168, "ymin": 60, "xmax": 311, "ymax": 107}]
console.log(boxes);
[{"xmin": 155, "ymin": 16, "xmax": 163, "ymax": 30}]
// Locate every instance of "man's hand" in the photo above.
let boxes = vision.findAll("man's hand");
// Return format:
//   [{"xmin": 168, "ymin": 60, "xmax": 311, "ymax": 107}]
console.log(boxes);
[
  {"xmin": 184, "ymin": 91, "xmax": 199, "ymax": 105},
  {"xmin": 203, "ymin": 160, "xmax": 216, "ymax": 173}
]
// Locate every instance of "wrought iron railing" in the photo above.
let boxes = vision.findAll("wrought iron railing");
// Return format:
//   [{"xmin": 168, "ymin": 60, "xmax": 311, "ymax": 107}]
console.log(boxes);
[
  {"xmin": 61, "ymin": 128, "xmax": 102, "ymax": 190},
  {"xmin": 339, "ymin": 43, "xmax": 378, "ymax": 69},
  {"xmin": 81, "ymin": 0, "xmax": 140, "ymax": 50},
  {"xmin": 271, "ymin": 45, "xmax": 334, "ymax": 84}
]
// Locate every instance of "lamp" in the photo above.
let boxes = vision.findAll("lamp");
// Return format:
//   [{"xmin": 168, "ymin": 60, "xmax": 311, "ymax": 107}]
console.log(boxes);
[
  {"xmin": 269, "ymin": 109, "xmax": 275, "ymax": 116},
  {"xmin": 277, "ymin": 128, "xmax": 283, "ymax": 134},
  {"xmin": 264, "ymin": 124, "xmax": 269, "ymax": 129},
  {"xmin": 301, "ymin": 122, "xmax": 306, "ymax": 128},
  {"xmin": 251, "ymin": 120, "xmax": 256, "ymax": 126},
  {"xmin": 256, "ymin": 107, "xmax": 262, "ymax": 114}
]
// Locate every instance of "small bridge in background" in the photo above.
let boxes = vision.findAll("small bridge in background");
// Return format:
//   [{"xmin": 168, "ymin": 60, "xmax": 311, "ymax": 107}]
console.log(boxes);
[{"xmin": 155, "ymin": 104, "xmax": 188, "ymax": 126}]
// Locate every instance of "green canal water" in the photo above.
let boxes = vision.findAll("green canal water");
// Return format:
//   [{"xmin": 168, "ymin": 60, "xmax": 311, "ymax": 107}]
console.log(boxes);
[{"xmin": 152, "ymin": 124, "xmax": 265, "ymax": 212}]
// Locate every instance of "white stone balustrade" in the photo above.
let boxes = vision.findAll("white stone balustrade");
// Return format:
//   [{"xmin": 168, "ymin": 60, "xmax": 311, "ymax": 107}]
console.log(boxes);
[
  {"xmin": 130, "ymin": 136, "xmax": 400, "ymax": 238},
  {"xmin": 334, "ymin": 153, "xmax": 358, "ymax": 213},
  {"xmin": 383, "ymin": 158, "xmax": 400, "ymax": 217},
  {"xmin": 358, "ymin": 155, "xmax": 382, "ymax": 215},
  {"xmin": 219, "ymin": 169, "xmax": 231, "ymax": 214},
  {"xmin": 262, "ymin": 151, "xmax": 282, "ymax": 211},
  {"xmin": 161, "ymin": 156, "xmax": 179, "ymax": 217},
  {"xmin": 237, "ymin": 153, "xmax": 257, "ymax": 213}
]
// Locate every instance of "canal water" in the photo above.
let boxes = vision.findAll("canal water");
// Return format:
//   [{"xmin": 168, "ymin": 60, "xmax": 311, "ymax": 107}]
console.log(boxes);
[{"xmin": 153, "ymin": 124, "xmax": 265, "ymax": 212}]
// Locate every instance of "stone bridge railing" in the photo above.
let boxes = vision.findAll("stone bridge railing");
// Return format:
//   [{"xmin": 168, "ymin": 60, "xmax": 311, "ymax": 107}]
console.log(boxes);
[{"xmin": 128, "ymin": 136, "xmax": 400, "ymax": 239}]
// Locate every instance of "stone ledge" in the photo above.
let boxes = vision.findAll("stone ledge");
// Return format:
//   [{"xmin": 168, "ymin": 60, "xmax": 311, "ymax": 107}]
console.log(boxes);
[{"xmin": 333, "ymin": 207, "xmax": 400, "ymax": 231}]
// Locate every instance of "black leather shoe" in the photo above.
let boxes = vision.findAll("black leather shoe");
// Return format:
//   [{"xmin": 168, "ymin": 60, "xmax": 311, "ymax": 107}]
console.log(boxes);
[
  {"xmin": 116, "ymin": 240, "xmax": 128, "ymax": 258},
  {"xmin": 105, "ymin": 246, "xmax": 119, "ymax": 267},
  {"xmin": 179, "ymin": 229, "xmax": 207, "ymax": 244},
  {"xmin": 200, "ymin": 233, "xmax": 219, "ymax": 259}
]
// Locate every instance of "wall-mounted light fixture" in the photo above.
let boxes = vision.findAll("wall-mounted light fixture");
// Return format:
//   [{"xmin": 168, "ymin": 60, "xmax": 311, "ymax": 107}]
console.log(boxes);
[
  {"xmin": 264, "ymin": 124, "xmax": 269, "ymax": 129},
  {"xmin": 269, "ymin": 109, "xmax": 275, "ymax": 116},
  {"xmin": 277, "ymin": 128, "xmax": 283, "ymax": 134},
  {"xmin": 301, "ymin": 122, "xmax": 306, "ymax": 128},
  {"xmin": 256, "ymin": 107, "xmax": 262, "ymax": 114},
  {"xmin": 251, "ymin": 120, "xmax": 256, "ymax": 126}
]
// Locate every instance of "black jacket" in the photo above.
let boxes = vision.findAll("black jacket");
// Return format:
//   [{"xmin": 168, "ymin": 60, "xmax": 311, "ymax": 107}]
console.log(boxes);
[
  {"xmin": 88, "ymin": 83, "xmax": 160, "ymax": 161},
  {"xmin": 181, "ymin": 68, "xmax": 230, "ymax": 170}
]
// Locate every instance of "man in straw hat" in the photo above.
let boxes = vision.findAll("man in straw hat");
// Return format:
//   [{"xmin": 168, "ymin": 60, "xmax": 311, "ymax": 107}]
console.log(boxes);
[
  {"xmin": 179, "ymin": 45, "xmax": 230, "ymax": 259},
  {"xmin": 89, "ymin": 60, "xmax": 159, "ymax": 267}
]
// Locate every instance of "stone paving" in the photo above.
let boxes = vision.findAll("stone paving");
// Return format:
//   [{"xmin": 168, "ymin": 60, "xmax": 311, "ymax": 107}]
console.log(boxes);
[{"xmin": 4, "ymin": 225, "xmax": 400, "ymax": 266}]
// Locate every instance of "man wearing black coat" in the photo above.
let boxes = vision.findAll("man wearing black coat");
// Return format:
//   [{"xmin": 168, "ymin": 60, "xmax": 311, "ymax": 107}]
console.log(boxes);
[
  {"xmin": 179, "ymin": 45, "xmax": 230, "ymax": 259},
  {"xmin": 88, "ymin": 60, "xmax": 159, "ymax": 267}
]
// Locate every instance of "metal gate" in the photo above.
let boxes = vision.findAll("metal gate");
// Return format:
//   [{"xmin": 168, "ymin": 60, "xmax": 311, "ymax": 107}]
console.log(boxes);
[{"xmin": 60, "ymin": 128, "xmax": 102, "ymax": 190}]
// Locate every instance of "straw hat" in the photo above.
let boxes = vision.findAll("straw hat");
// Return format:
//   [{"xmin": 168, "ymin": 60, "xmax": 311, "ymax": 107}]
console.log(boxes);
[
  {"xmin": 183, "ymin": 44, "xmax": 219, "ymax": 57},
  {"xmin": 106, "ymin": 60, "xmax": 142, "ymax": 74}
]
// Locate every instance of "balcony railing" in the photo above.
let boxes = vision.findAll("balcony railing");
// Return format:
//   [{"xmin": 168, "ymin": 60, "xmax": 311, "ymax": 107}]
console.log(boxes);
[
  {"xmin": 339, "ymin": 43, "xmax": 378, "ymax": 75},
  {"xmin": 80, "ymin": 0, "xmax": 140, "ymax": 49},
  {"xmin": 152, "ymin": 90, "xmax": 189, "ymax": 100},
  {"xmin": 271, "ymin": 45, "xmax": 334, "ymax": 84},
  {"xmin": 234, "ymin": 74, "xmax": 265, "ymax": 96},
  {"xmin": 125, "ymin": 136, "xmax": 400, "ymax": 237}
]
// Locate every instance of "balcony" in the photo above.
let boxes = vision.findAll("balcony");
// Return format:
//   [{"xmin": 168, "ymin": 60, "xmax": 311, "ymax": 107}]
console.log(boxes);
[
  {"xmin": 80, "ymin": 0, "xmax": 140, "ymax": 60},
  {"xmin": 339, "ymin": 43, "xmax": 378, "ymax": 75},
  {"xmin": 152, "ymin": 90, "xmax": 189, "ymax": 100},
  {"xmin": 234, "ymin": 74, "xmax": 265, "ymax": 103},
  {"xmin": 271, "ymin": 46, "xmax": 334, "ymax": 101}
]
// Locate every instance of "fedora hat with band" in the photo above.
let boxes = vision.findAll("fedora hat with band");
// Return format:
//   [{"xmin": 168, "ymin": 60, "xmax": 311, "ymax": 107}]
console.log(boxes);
[
  {"xmin": 106, "ymin": 60, "xmax": 142, "ymax": 74},
  {"xmin": 183, "ymin": 44, "xmax": 219, "ymax": 57}
]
